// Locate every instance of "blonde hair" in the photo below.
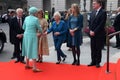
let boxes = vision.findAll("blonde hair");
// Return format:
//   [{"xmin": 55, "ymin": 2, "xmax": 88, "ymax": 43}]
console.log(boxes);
[
  {"xmin": 53, "ymin": 11, "xmax": 61, "ymax": 19},
  {"xmin": 38, "ymin": 9, "xmax": 44, "ymax": 18},
  {"xmin": 16, "ymin": 8, "xmax": 23, "ymax": 14},
  {"xmin": 65, "ymin": 8, "xmax": 72, "ymax": 20},
  {"xmin": 71, "ymin": 3, "xmax": 80, "ymax": 16}
]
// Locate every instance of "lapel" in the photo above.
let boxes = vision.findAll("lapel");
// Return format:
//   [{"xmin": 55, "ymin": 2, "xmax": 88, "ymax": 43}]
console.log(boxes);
[
  {"xmin": 22, "ymin": 17, "xmax": 25, "ymax": 25},
  {"xmin": 15, "ymin": 17, "xmax": 20, "ymax": 27},
  {"xmin": 95, "ymin": 8, "xmax": 102, "ymax": 18},
  {"xmin": 92, "ymin": 8, "xmax": 102, "ymax": 23}
]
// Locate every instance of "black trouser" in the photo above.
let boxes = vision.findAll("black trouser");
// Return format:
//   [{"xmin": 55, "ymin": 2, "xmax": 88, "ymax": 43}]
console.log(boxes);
[
  {"xmin": 115, "ymin": 34, "xmax": 120, "ymax": 47},
  {"xmin": 13, "ymin": 39, "xmax": 24, "ymax": 61},
  {"xmin": 90, "ymin": 37, "xmax": 104, "ymax": 64},
  {"xmin": 71, "ymin": 46, "xmax": 80, "ymax": 62},
  {"xmin": 54, "ymin": 39, "xmax": 66, "ymax": 61}
]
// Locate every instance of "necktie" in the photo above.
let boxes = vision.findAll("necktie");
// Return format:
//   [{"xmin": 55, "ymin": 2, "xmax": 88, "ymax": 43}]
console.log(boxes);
[
  {"xmin": 96, "ymin": 10, "xmax": 98, "ymax": 16},
  {"xmin": 94, "ymin": 10, "xmax": 97, "ymax": 16},
  {"xmin": 18, "ymin": 18, "xmax": 22, "ymax": 28}
]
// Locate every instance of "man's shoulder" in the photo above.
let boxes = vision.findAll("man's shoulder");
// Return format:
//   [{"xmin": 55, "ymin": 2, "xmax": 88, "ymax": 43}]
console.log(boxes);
[
  {"xmin": 100, "ymin": 9, "xmax": 106, "ymax": 13},
  {"xmin": 11, "ymin": 17, "xmax": 17, "ymax": 22},
  {"xmin": 117, "ymin": 14, "xmax": 120, "ymax": 17},
  {"xmin": 12, "ymin": 16, "xmax": 17, "ymax": 20}
]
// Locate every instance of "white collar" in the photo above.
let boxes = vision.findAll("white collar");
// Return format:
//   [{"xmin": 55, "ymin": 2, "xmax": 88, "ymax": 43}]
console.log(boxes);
[
  {"xmin": 118, "ymin": 12, "xmax": 120, "ymax": 15},
  {"xmin": 96, "ymin": 7, "xmax": 101, "ymax": 12},
  {"xmin": 17, "ymin": 16, "xmax": 21, "ymax": 19}
]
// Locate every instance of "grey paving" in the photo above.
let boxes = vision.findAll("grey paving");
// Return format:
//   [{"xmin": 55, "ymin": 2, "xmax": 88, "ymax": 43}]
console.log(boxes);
[{"xmin": 0, "ymin": 23, "xmax": 120, "ymax": 66}]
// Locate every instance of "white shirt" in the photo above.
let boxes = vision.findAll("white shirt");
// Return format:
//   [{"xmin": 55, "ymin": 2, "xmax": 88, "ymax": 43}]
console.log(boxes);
[
  {"xmin": 17, "ymin": 17, "xmax": 22, "ymax": 27},
  {"xmin": 96, "ymin": 7, "xmax": 101, "ymax": 16},
  {"xmin": 117, "ymin": 12, "xmax": 120, "ymax": 15}
]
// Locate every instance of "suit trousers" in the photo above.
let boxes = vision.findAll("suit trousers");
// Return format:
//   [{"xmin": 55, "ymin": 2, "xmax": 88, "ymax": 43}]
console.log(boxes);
[
  {"xmin": 90, "ymin": 37, "xmax": 104, "ymax": 64},
  {"xmin": 13, "ymin": 39, "xmax": 24, "ymax": 61},
  {"xmin": 115, "ymin": 34, "xmax": 120, "ymax": 47},
  {"xmin": 54, "ymin": 38, "xmax": 66, "ymax": 61}
]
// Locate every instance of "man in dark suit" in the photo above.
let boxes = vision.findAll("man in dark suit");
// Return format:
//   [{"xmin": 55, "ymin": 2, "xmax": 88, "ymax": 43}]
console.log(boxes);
[
  {"xmin": 88, "ymin": 0, "xmax": 107, "ymax": 68},
  {"xmin": 10, "ymin": 8, "xmax": 25, "ymax": 63},
  {"xmin": 113, "ymin": 7, "xmax": 120, "ymax": 49}
]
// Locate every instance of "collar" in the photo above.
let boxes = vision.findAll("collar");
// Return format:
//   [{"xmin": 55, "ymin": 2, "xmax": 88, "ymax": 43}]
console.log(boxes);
[
  {"xmin": 17, "ymin": 16, "xmax": 22, "ymax": 19},
  {"xmin": 96, "ymin": 7, "xmax": 101, "ymax": 12},
  {"xmin": 118, "ymin": 12, "xmax": 120, "ymax": 15}
]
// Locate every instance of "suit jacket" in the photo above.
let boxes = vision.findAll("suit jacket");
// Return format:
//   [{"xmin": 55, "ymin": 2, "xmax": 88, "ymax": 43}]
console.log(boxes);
[
  {"xmin": 9, "ymin": 16, "xmax": 25, "ymax": 44},
  {"xmin": 47, "ymin": 20, "xmax": 67, "ymax": 42},
  {"xmin": 113, "ymin": 13, "xmax": 120, "ymax": 31},
  {"xmin": 89, "ymin": 8, "xmax": 107, "ymax": 38}
]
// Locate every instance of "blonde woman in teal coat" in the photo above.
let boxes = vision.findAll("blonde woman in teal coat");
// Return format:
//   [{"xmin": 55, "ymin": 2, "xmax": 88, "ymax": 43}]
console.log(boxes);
[{"xmin": 22, "ymin": 7, "xmax": 42, "ymax": 72}]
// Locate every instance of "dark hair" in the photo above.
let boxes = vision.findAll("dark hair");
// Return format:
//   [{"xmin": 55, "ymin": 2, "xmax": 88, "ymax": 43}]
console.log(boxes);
[
  {"xmin": 93, "ymin": 0, "xmax": 103, "ymax": 6},
  {"xmin": 10, "ymin": 11, "xmax": 15, "ymax": 14}
]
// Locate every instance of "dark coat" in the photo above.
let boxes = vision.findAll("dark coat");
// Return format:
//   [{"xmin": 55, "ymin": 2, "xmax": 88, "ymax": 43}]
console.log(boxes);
[
  {"xmin": 89, "ymin": 8, "xmax": 107, "ymax": 38},
  {"xmin": 113, "ymin": 13, "xmax": 120, "ymax": 31},
  {"xmin": 9, "ymin": 17, "xmax": 25, "ymax": 44},
  {"xmin": 68, "ymin": 14, "xmax": 83, "ymax": 47}
]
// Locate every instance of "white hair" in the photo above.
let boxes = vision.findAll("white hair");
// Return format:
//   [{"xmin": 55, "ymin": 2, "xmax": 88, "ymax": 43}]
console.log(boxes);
[
  {"xmin": 16, "ymin": 8, "xmax": 23, "ymax": 14},
  {"xmin": 53, "ymin": 11, "xmax": 61, "ymax": 19}
]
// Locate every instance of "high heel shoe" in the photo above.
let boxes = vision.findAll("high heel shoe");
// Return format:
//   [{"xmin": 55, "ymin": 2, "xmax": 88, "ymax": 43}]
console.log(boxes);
[
  {"xmin": 25, "ymin": 66, "xmax": 33, "ymax": 69},
  {"xmin": 37, "ymin": 59, "xmax": 40, "ymax": 62},
  {"xmin": 39, "ymin": 60, "xmax": 43, "ymax": 63},
  {"xmin": 33, "ymin": 68, "xmax": 42, "ymax": 72},
  {"xmin": 37, "ymin": 59, "xmax": 43, "ymax": 63},
  {"xmin": 76, "ymin": 60, "xmax": 80, "ymax": 66},
  {"xmin": 72, "ymin": 60, "xmax": 77, "ymax": 65},
  {"xmin": 62, "ymin": 55, "xmax": 67, "ymax": 62}
]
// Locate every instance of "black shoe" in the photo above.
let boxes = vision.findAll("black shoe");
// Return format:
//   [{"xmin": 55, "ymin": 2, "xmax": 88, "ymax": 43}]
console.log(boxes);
[
  {"xmin": 88, "ymin": 63, "xmax": 96, "ymax": 66},
  {"xmin": 37, "ymin": 59, "xmax": 40, "ymax": 62},
  {"xmin": 72, "ymin": 60, "xmax": 77, "ymax": 65},
  {"xmin": 56, "ymin": 60, "xmax": 61, "ymax": 64},
  {"xmin": 102, "ymin": 47, "xmax": 106, "ymax": 50},
  {"xmin": 113, "ymin": 45, "xmax": 119, "ymax": 48},
  {"xmin": 15, "ymin": 60, "xmax": 20, "ymax": 63},
  {"xmin": 38, "ymin": 59, "xmax": 43, "ymax": 63},
  {"xmin": 76, "ymin": 60, "xmax": 80, "ymax": 66},
  {"xmin": 37, "ymin": 59, "xmax": 43, "ymax": 63},
  {"xmin": 117, "ymin": 47, "xmax": 120, "ymax": 49},
  {"xmin": 96, "ymin": 64, "xmax": 100, "ymax": 68},
  {"xmin": 11, "ymin": 56, "xmax": 16, "ymax": 59},
  {"xmin": 20, "ymin": 61, "xmax": 26, "ymax": 64},
  {"xmin": 62, "ymin": 55, "xmax": 67, "ymax": 62}
]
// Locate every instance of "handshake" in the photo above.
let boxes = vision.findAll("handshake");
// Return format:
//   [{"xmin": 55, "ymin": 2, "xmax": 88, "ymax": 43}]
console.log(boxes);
[
  {"xmin": 37, "ymin": 31, "xmax": 48, "ymax": 37},
  {"xmin": 37, "ymin": 31, "xmax": 60, "ymax": 37}
]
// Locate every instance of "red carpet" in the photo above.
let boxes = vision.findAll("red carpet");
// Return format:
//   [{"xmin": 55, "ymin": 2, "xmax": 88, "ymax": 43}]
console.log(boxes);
[
  {"xmin": 1, "ymin": 60, "xmax": 120, "ymax": 80},
  {"xmin": 0, "ymin": 61, "xmax": 101, "ymax": 80},
  {"xmin": 116, "ymin": 59, "xmax": 120, "ymax": 80},
  {"xmin": 98, "ymin": 63, "xmax": 116, "ymax": 80}
]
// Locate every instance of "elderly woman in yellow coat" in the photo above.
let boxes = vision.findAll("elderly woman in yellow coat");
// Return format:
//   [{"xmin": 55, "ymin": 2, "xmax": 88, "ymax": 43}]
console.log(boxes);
[{"xmin": 37, "ymin": 10, "xmax": 49, "ymax": 63}]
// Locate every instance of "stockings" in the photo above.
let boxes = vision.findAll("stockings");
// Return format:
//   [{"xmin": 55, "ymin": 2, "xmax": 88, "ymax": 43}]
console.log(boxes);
[{"xmin": 72, "ymin": 46, "xmax": 80, "ymax": 65}]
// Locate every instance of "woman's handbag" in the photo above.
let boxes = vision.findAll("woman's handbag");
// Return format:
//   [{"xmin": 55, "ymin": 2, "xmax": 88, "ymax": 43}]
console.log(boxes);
[{"xmin": 83, "ymin": 27, "xmax": 90, "ymax": 37}]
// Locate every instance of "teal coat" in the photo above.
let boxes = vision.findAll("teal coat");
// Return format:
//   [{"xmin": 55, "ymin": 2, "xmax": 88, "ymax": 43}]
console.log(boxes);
[
  {"xmin": 68, "ymin": 14, "xmax": 83, "ymax": 47},
  {"xmin": 22, "ymin": 15, "xmax": 42, "ymax": 59}
]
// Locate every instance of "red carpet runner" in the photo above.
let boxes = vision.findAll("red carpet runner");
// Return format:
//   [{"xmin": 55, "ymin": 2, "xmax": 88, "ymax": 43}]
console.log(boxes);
[
  {"xmin": 116, "ymin": 60, "xmax": 120, "ymax": 80},
  {"xmin": 0, "ymin": 60, "xmax": 119, "ymax": 80}
]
